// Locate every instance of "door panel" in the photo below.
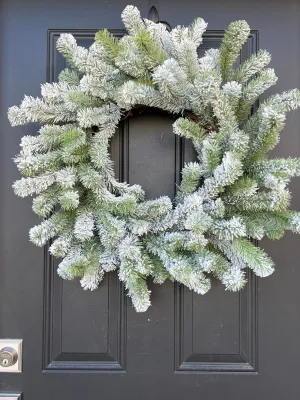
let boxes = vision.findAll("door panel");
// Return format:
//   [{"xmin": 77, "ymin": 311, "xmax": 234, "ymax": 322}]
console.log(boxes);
[
  {"xmin": 1, "ymin": 1, "xmax": 300, "ymax": 399},
  {"xmin": 175, "ymin": 269, "xmax": 257, "ymax": 373}
]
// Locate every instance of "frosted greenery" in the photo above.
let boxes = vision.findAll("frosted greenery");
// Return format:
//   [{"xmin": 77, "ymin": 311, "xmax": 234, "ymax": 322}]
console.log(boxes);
[{"xmin": 8, "ymin": 5, "xmax": 300, "ymax": 312}]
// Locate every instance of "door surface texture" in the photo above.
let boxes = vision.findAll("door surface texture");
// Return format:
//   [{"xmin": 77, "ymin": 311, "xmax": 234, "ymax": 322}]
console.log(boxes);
[{"xmin": 1, "ymin": 0, "xmax": 300, "ymax": 399}]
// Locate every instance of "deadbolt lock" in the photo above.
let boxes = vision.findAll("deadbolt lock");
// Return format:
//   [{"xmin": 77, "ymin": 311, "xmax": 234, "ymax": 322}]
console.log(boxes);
[
  {"xmin": 0, "ymin": 340, "xmax": 22, "ymax": 372},
  {"xmin": 0, "ymin": 348, "xmax": 18, "ymax": 368}
]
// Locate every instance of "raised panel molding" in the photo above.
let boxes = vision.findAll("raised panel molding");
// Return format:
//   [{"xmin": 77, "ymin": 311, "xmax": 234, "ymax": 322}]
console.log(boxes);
[
  {"xmin": 42, "ymin": 255, "xmax": 126, "ymax": 371},
  {"xmin": 174, "ymin": 30, "xmax": 259, "ymax": 374},
  {"xmin": 43, "ymin": 29, "xmax": 127, "ymax": 372},
  {"xmin": 174, "ymin": 269, "xmax": 257, "ymax": 373}
]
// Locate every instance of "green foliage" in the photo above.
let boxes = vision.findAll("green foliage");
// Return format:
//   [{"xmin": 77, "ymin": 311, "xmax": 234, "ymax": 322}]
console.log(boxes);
[
  {"xmin": 218, "ymin": 20, "xmax": 250, "ymax": 83},
  {"xmin": 247, "ymin": 112, "xmax": 286, "ymax": 164},
  {"xmin": 249, "ymin": 157, "xmax": 300, "ymax": 188},
  {"xmin": 201, "ymin": 132, "xmax": 223, "ymax": 177},
  {"xmin": 32, "ymin": 186, "xmax": 60, "ymax": 216},
  {"xmin": 178, "ymin": 162, "xmax": 202, "ymax": 198},
  {"xmin": 226, "ymin": 177, "xmax": 258, "ymax": 197},
  {"xmin": 173, "ymin": 118, "xmax": 206, "ymax": 150},
  {"xmin": 56, "ymin": 34, "xmax": 88, "ymax": 72},
  {"xmin": 232, "ymin": 237, "xmax": 274, "ymax": 277},
  {"xmin": 212, "ymin": 92, "xmax": 238, "ymax": 134},
  {"xmin": 59, "ymin": 68, "xmax": 80, "ymax": 86},
  {"xmin": 237, "ymin": 69, "xmax": 278, "ymax": 120},
  {"xmin": 95, "ymin": 29, "xmax": 122, "ymax": 60},
  {"xmin": 242, "ymin": 212, "xmax": 290, "ymax": 240},
  {"xmin": 59, "ymin": 190, "xmax": 80, "ymax": 211},
  {"xmin": 226, "ymin": 188, "xmax": 290, "ymax": 213},
  {"xmin": 233, "ymin": 49, "xmax": 271, "ymax": 84},
  {"xmin": 135, "ymin": 29, "xmax": 167, "ymax": 70},
  {"xmin": 65, "ymin": 90, "xmax": 103, "ymax": 111}
]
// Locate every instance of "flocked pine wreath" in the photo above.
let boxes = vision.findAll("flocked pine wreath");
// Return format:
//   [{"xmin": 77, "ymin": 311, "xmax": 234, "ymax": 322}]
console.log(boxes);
[{"xmin": 8, "ymin": 5, "xmax": 300, "ymax": 312}]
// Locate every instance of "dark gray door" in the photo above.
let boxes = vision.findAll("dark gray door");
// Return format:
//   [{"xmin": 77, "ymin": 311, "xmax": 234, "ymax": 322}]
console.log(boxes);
[{"xmin": 1, "ymin": 0, "xmax": 300, "ymax": 399}]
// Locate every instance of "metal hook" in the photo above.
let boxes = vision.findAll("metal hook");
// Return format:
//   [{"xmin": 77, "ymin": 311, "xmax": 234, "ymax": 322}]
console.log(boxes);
[
  {"xmin": 147, "ymin": 5, "xmax": 171, "ymax": 31},
  {"xmin": 148, "ymin": 5, "xmax": 159, "ymax": 23}
]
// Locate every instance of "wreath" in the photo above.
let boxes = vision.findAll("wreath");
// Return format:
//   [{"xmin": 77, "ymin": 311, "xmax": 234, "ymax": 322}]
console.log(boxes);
[{"xmin": 8, "ymin": 5, "xmax": 300, "ymax": 312}]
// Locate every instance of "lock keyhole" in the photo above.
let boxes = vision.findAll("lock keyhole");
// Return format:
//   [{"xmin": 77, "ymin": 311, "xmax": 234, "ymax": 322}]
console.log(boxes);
[{"xmin": 0, "ymin": 347, "xmax": 18, "ymax": 368}]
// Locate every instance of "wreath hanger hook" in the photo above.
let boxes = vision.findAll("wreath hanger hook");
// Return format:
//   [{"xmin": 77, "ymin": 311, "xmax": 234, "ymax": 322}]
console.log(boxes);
[{"xmin": 147, "ymin": 5, "xmax": 171, "ymax": 31}]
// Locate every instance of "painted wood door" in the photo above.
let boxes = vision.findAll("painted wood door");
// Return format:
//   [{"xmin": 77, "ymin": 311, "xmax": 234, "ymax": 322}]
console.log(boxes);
[{"xmin": 1, "ymin": 0, "xmax": 300, "ymax": 399}]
